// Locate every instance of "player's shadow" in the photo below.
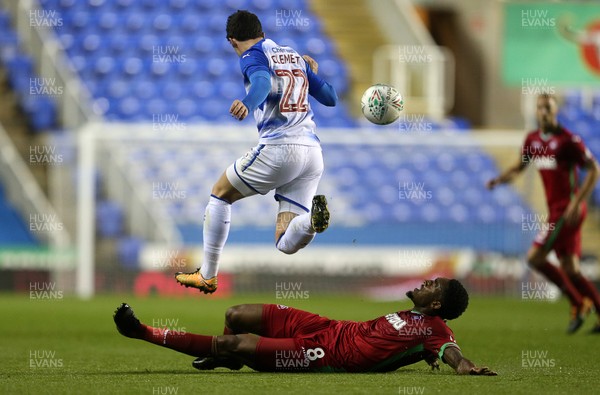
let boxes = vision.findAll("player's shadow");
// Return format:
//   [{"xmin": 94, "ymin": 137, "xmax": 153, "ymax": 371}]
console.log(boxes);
[
  {"xmin": 12, "ymin": 369, "xmax": 457, "ymax": 377},
  {"xmin": 82, "ymin": 369, "xmax": 260, "ymax": 375}
]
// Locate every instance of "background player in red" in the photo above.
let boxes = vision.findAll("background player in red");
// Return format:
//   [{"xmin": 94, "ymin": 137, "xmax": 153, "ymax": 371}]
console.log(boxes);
[
  {"xmin": 114, "ymin": 277, "xmax": 496, "ymax": 375},
  {"xmin": 487, "ymin": 93, "xmax": 600, "ymax": 334}
]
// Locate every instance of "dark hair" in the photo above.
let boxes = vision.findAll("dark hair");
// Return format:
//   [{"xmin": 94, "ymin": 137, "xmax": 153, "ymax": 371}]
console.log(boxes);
[
  {"xmin": 438, "ymin": 279, "xmax": 469, "ymax": 320},
  {"xmin": 226, "ymin": 10, "xmax": 263, "ymax": 41}
]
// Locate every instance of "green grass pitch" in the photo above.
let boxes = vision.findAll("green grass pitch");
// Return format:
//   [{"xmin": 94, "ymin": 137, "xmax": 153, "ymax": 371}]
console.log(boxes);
[{"xmin": 1, "ymin": 292, "xmax": 598, "ymax": 394}]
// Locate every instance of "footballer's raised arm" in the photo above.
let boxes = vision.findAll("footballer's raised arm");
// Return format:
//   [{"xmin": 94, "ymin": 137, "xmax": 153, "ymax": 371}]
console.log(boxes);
[
  {"xmin": 486, "ymin": 148, "xmax": 529, "ymax": 190},
  {"xmin": 305, "ymin": 61, "xmax": 337, "ymax": 107},
  {"xmin": 442, "ymin": 346, "xmax": 497, "ymax": 376}
]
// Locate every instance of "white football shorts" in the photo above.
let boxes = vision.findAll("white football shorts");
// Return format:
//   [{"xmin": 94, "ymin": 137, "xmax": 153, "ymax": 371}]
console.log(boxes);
[{"xmin": 225, "ymin": 144, "xmax": 324, "ymax": 215}]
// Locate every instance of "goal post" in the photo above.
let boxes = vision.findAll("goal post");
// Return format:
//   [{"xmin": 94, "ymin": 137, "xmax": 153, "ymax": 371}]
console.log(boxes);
[{"xmin": 76, "ymin": 123, "xmax": 95, "ymax": 299}]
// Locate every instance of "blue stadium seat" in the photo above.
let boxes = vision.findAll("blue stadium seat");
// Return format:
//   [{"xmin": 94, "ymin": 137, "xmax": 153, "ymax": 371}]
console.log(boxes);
[
  {"xmin": 251, "ymin": 0, "xmax": 274, "ymax": 10},
  {"xmin": 114, "ymin": 0, "xmax": 138, "ymax": 9},
  {"xmin": 558, "ymin": 90, "xmax": 587, "ymax": 124},
  {"xmin": 204, "ymin": 57, "xmax": 226, "ymax": 79},
  {"xmin": 476, "ymin": 204, "xmax": 498, "ymax": 223},
  {"xmin": 224, "ymin": 0, "xmax": 251, "ymax": 11},
  {"xmin": 0, "ymin": 10, "xmax": 12, "ymax": 33},
  {"xmin": 98, "ymin": 12, "xmax": 122, "ymax": 32},
  {"xmin": 96, "ymin": 200, "xmax": 124, "ymax": 238},
  {"xmin": 191, "ymin": 34, "xmax": 217, "ymax": 57},
  {"xmin": 195, "ymin": 0, "xmax": 220, "ymax": 11},
  {"xmin": 392, "ymin": 202, "xmax": 415, "ymax": 222},
  {"xmin": 23, "ymin": 96, "xmax": 57, "ymax": 131},
  {"xmin": 463, "ymin": 187, "xmax": 484, "ymax": 207},
  {"xmin": 138, "ymin": 0, "xmax": 161, "ymax": 11},
  {"xmin": 435, "ymin": 187, "xmax": 455, "ymax": 207},
  {"xmin": 145, "ymin": 98, "xmax": 169, "ymax": 114},
  {"xmin": 419, "ymin": 204, "xmax": 442, "ymax": 223},
  {"xmin": 305, "ymin": 38, "xmax": 333, "ymax": 57},
  {"xmin": 44, "ymin": 0, "xmax": 353, "ymax": 124},
  {"xmin": 137, "ymin": 33, "xmax": 159, "ymax": 55},
  {"xmin": 125, "ymin": 13, "xmax": 149, "ymax": 34},
  {"xmin": 0, "ymin": 199, "xmax": 40, "ymax": 246},
  {"xmin": 5, "ymin": 56, "xmax": 33, "ymax": 86},
  {"xmin": 115, "ymin": 96, "xmax": 142, "ymax": 118},
  {"xmin": 117, "ymin": 236, "xmax": 144, "ymax": 269},
  {"xmin": 207, "ymin": 12, "xmax": 229, "ymax": 33},
  {"xmin": 449, "ymin": 203, "xmax": 470, "ymax": 223},
  {"xmin": 588, "ymin": 140, "xmax": 600, "ymax": 158}
]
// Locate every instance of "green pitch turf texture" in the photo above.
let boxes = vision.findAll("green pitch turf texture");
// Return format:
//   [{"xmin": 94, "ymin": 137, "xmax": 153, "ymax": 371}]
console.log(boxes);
[{"xmin": 1, "ymin": 293, "xmax": 598, "ymax": 395}]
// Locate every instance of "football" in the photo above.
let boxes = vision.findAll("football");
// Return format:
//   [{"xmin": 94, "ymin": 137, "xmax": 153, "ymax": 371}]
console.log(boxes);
[{"xmin": 360, "ymin": 84, "xmax": 404, "ymax": 125}]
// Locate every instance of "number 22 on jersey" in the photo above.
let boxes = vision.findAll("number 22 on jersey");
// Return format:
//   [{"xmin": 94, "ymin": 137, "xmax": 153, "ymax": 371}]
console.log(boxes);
[{"xmin": 275, "ymin": 68, "xmax": 308, "ymax": 113}]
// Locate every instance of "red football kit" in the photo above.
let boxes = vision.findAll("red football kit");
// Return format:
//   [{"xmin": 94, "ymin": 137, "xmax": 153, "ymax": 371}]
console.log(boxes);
[
  {"xmin": 521, "ymin": 126, "xmax": 593, "ymax": 257},
  {"xmin": 254, "ymin": 304, "xmax": 460, "ymax": 372}
]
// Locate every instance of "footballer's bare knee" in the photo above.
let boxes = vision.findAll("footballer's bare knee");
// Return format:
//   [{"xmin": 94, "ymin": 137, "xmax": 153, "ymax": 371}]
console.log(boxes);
[
  {"xmin": 225, "ymin": 305, "xmax": 246, "ymax": 329},
  {"xmin": 275, "ymin": 212, "xmax": 297, "ymax": 243},
  {"xmin": 211, "ymin": 172, "xmax": 244, "ymax": 204},
  {"xmin": 225, "ymin": 304, "xmax": 264, "ymax": 333}
]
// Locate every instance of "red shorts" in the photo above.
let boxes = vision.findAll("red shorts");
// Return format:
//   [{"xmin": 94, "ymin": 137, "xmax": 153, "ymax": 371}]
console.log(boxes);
[
  {"xmin": 253, "ymin": 304, "xmax": 338, "ymax": 372},
  {"xmin": 533, "ymin": 207, "xmax": 585, "ymax": 258},
  {"xmin": 260, "ymin": 304, "xmax": 332, "ymax": 338}
]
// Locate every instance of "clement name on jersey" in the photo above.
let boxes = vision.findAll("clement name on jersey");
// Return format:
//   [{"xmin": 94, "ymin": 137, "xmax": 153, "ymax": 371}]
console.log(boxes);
[{"xmin": 240, "ymin": 38, "xmax": 331, "ymax": 146}]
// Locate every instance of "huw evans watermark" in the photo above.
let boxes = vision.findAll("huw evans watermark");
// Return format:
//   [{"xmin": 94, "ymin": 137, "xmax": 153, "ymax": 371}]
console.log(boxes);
[
  {"xmin": 30, "ymin": 9, "xmax": 63, "ymax": 27},
  {"xmin": 398, "ymin": 387, "xmax": 425, "ymax": 395},
  {"xmin": 151, "ymin": 318, "xmax": 186, "ymax": 338},
  {"xmin": 150, "ymin": 249, "xmax": 187, "ymax": 269},
  {"xmin": 30, "ymin": 282, "xmax": 63, "ymax": 300},
  {"xmin": 521, "ymin": 214, "xmax": 555, "ymax": 234},
  {"xmin": 152, "ymin": 113, "xmax": 187, "ymax": 131},
  {"xmin": 152, "ymin": 182, "xmax": 187, "ymax": 200},
  {"xmin": 521, "ymin": 9, "xmax": 555, "ymax": 29},
  {"xmin": 521, "ymin": 282, "xmax": 558, "ymax": 301},
  {"xmin": 152, "ymin": 46, "xmax": 187, "ymax": 63},
  {"xmin": 29, "ymin": 145, "xmax": 63, "ymax": 165},
  {"xmin": 29, "ymin": 78, "xmax": 63, "ymax": 96},
  {"xmin": 399, "ymin": 182, "xmax": 432, "ymax": 201},
  {"xmin": 521, "ymin": 350, "xmax": 556, "ymax": 368},
  {"xmin": 521, "ymin": 77, "xmax": 555, "ymax": 95},
  {"xmin": 275, "ymin": 9, "xmax": 309, "ymax": 27},
  {"xmin": 152, "ymin": 387, "xmax": 179, "ymax": 395},
  {"xmin": 29, "ymin": 350, "xmax": 63, "ymax": 368},
  {"xmin": 275, "ymin": 282, "xmax": 309, "ymax": 300}
]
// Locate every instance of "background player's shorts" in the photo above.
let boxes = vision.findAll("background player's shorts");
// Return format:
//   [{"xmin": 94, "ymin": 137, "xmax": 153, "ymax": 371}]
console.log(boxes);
[
  {"xmin": 533, "ymin": 206, "xmax": 586, "ymax": 258},
  {"xmin": 225, "ymin": 144, "xmax": 323, "ymax": 215}
]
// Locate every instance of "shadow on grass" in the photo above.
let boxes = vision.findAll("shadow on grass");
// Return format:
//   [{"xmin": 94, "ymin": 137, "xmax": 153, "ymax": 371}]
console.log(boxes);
[
  {"xmin": 3, "ymin": 370, "xmax": 243, "ymax": 377},
  {"xmin": 7, "ymin": 367, "xmax": 460, "ymax": 377}
]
